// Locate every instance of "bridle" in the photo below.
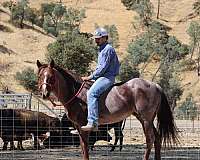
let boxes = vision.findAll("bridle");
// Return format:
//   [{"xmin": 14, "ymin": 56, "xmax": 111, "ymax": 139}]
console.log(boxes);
[
  {"xmin": 38, "ymin": 67, "xmax": 56, "ymax": 91},
  {"xmin": 38, "ymin": 67, "xmax": 85, "ymax": 108}
]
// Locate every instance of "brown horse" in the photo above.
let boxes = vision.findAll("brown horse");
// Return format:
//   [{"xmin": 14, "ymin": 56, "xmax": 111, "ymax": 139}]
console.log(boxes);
[{"xmin": 36, "ymin": 59, "xmax": 179, "ymax": 160}]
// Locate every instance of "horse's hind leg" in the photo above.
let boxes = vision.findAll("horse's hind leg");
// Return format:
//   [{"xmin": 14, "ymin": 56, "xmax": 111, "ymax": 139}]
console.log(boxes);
[
  {"xmin": 153, "ymin": 126, "xmax": 161, "ymax": 160},
  {"xmin": 119, "ymin": 130, "xmax": 123, "ymax": 151},
  {"xmin": 111, "ymin": 127, "xmax": 123, "ymax": 152},
  {"xmin": 141, "ymin": 120, "xmax": 155, "ymax": 160},
  {"xmin": 111, "ymin": 128, "xmax": 119, "ymax": 151}
]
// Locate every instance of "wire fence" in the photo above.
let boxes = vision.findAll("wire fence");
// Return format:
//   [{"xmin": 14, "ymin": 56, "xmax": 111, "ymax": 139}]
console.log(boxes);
[{"xmin": 0, "ymin": 93, "xmax": 200, "ymax": 160}]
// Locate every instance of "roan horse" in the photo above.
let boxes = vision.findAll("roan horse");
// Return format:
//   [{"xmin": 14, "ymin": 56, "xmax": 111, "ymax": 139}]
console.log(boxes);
[{"xmin": 37, "ymin": 59, "xmax": 179, "ymax": 160}]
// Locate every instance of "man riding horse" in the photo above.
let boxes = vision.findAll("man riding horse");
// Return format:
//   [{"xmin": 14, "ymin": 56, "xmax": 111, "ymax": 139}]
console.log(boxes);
[
  {"xmin": 37, "ymin": 29, "xmax": 178, "ymax": 160},
  {"xmin": 71, "ymin": 27, "xmax": 120, "ymax": 134}
]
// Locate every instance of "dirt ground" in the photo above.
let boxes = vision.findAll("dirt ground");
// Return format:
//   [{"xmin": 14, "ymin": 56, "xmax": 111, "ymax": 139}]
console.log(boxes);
[
  {"xmin": 1, "ymin": 119, "xmax": 200, "ymax": 160},
  {"xmin": 0, "ymin": 145, "xmax": 200, "ymax": 160}
]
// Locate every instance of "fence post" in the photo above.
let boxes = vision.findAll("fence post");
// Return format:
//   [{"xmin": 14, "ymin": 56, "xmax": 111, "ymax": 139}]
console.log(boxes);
[{"xmin": 29, "ymin": 93, "xmax": 32, "ymax": 110}]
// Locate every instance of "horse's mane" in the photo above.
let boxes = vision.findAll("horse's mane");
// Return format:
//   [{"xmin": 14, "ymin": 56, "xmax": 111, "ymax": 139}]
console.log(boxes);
[
  {"xmin": 53, "ymin": 65, "xmax": 84, "ymax": 92},
  {"xmin": 54, "ymin": 65, "xmax": 83, "ymax": 84}
]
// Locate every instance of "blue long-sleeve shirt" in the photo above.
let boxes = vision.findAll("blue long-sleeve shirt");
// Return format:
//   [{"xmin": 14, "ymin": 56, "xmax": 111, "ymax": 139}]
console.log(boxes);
[{"xmin": 89, "ymin": 43, "xmax": 120, "ymax": 80}]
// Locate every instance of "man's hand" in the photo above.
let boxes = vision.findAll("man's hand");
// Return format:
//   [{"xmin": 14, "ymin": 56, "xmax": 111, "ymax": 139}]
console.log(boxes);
[{"xmin": 81, "ymin": 76, "xmax": 91, "ymax": 81}]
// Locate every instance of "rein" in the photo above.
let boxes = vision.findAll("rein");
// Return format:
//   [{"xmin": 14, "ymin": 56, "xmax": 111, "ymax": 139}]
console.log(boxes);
[{"xmin": 48, "ymin": 81, "xmax": 85, "ymax": 107}]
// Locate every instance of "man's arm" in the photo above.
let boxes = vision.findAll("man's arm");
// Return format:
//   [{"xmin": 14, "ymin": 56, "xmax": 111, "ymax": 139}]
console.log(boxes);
[{"xmin": 89, "ymin": 49, "xmax": 112, "ymax": 80}]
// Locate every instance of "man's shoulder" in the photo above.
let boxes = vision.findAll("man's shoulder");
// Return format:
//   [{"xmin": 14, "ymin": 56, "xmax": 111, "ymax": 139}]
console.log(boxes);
[
  {"xmin": 104, "ymin": 43, "xmax": 115, "ymax": 52},
  {"xmin": 105, "ymin": 43, "xmax": 113, "ymax": 48}
]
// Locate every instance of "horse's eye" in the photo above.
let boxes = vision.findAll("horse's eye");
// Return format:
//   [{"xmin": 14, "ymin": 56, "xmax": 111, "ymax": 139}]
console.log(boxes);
[
  {"xmin": 38, "ymin": 74, "xmax": 42, "ymax": 79},
  {"xmin": 38, "ymin": 76, "xmax": 42, "ymax": 81}
]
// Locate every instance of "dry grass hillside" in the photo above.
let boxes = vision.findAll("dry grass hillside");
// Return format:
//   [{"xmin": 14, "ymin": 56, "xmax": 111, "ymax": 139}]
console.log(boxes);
[{"xmin": 0, "ymin": 0, "xmax": 200, "ymax": 102}]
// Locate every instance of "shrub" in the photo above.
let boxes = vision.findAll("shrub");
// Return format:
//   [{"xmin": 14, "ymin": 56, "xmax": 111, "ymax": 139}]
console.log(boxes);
[
  {"xmin": 46, "ymin": 31, "xmax": 96, "ymax": 75},
  {"xmin": 118, "ymin": 58, "xmax": 140, "ymax": 81},
  {"xmin": 15, "ymin": 67, "xmax": 37, "ymax": 92}
]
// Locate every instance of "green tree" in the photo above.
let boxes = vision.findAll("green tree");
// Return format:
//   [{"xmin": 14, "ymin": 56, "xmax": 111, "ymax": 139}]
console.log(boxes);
[
  {"xmin": 127, "ymin": 33, "xmax": 153, "ymax": 66},
  {"xmin": 10, "ymin": 0, "xmax": 29, "ymax": 28},
  {"xmin": 46, "ymin": 31, "xmax": 96, "ymax": 75},
  {"xmin": 121, "ymin": 1, "xmax": 189, "ymax": 110},
  {"xmin": 42, "ymin": 3, "xmax": 66, "ymax": 36},
  {"xmin": 15, "ymin": 67, "xmax": 37, "ymax": 92},
  {"xmin": 24, "ymin": 7, "xmax": 37, "ymax": 26},
  {"xmin": 193, "ymin": 0, "xmax": 200, "ymax": 15},
  {"xmin": 3, "ymin": 0, "xmax": 38, "ymax": 27},
  {"xmin": 127, "ymin": 21, "xmax": 189, "ymax": 73},
  {"xmin": 187, "ymin": 21, "xmax": 200, "ymax": 58},
  {"xmin": 35, "ymin": 2, "xmax": 56, "ymax": 27},
  {"xmin": 42, "ymin": 3, "xmax": 85, "ymax": 36},
  {"xmin": 158, "ymin": 61, "xmax": 183, "ymax": 110},
  {"xmin": 187, "ymin": 21, "xmax": 200, "ymax": 75},
  {"xmin": 119, "ymin": 57, "xmax": 140, "ymax": 81},
  {"xmin": 176, "ymin": 93, "xmax": 198, "ymax": 131},
  {"xmin": 64, "ymin": 7, "xmax": 86, "ymax": 30},
  {"xmin": 126, "ymin": 21, "xmax": 189, "ymax": 109},
  {"xmin": 121, "ymin": 0, "xmax": 153, "ymax": 26}
]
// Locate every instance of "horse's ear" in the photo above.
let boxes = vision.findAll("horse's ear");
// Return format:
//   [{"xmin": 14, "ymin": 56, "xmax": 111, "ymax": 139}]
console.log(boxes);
[
  {"xmin": 36, "ymin": 60, "xmax": 42, "ymax": 68},
  {"xmin": 50, "ymin": 59, "xmax": 55, "ymax": 68}
]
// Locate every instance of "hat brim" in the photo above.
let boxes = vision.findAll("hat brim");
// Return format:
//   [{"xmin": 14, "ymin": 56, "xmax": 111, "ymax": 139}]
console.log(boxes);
[
  {"xmin": 93, "ymin": 35, "xmax": 108, "ymax": 39},
  {"xmin": 93, "ymin": 35, "xmax": 102, "ymax": 39}
]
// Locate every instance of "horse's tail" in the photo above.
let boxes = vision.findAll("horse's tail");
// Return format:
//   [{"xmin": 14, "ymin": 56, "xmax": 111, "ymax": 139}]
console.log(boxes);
[{"xmin": 157, "ymin": 89, "xmax": 179, "ymax": 147}]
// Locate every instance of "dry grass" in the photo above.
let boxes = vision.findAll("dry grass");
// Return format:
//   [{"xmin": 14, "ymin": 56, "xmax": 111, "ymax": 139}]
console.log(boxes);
[{"xmin": 0, "ymin": 0, "xmax": 200, "ymax": 101}]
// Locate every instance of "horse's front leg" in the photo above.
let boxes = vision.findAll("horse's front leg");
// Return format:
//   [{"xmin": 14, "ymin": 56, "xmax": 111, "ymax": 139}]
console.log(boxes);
[{"xmin": 79, "ymin": 130, "xmax": 90, "ymax": 160}]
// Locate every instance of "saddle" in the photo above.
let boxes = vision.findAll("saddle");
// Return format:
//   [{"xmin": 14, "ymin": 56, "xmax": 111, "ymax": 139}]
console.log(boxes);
[{"xmin": 77, "ymin": 80, "xmax": 126, "ymax": 105}]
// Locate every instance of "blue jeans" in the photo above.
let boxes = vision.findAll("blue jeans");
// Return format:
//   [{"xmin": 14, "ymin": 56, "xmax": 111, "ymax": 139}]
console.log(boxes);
[{"xmin": 87, "ymin": 77, "xmax": 114, "ymax": 126}]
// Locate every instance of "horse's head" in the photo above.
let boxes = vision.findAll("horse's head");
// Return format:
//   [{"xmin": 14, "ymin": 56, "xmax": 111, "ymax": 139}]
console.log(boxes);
[
  {"xmin": 37, "ymin": 60, "xmax": 56, "ymax": 99},
  {"xmin": 37, "ymin": 59, "xmax": 83, "ymax": 107}
]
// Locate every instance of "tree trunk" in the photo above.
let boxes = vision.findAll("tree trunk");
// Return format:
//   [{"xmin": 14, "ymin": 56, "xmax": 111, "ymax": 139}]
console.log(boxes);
[
  {"xmin": 20, "ymin": 9, "xmax": 25, "ymax": 29},
  {"xmin": 197, "ymin": 44, "xmax": 200, "ymax": 76},
  {"xmin": 157, "ymin": 0, "xmax": 160, "ymax": 19},
  {"xmin": 197, "ymin": 58, "xmax": 200, "ymax": 76},
  {"xmin": 190, "ymin": 40, "xmax": 196, "ymax": 58}
]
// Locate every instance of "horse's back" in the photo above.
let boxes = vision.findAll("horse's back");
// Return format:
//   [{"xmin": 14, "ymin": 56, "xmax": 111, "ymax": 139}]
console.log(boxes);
[{"xmin": 99, "ymin": 78, "xmax": 161, "ymax": 124}]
